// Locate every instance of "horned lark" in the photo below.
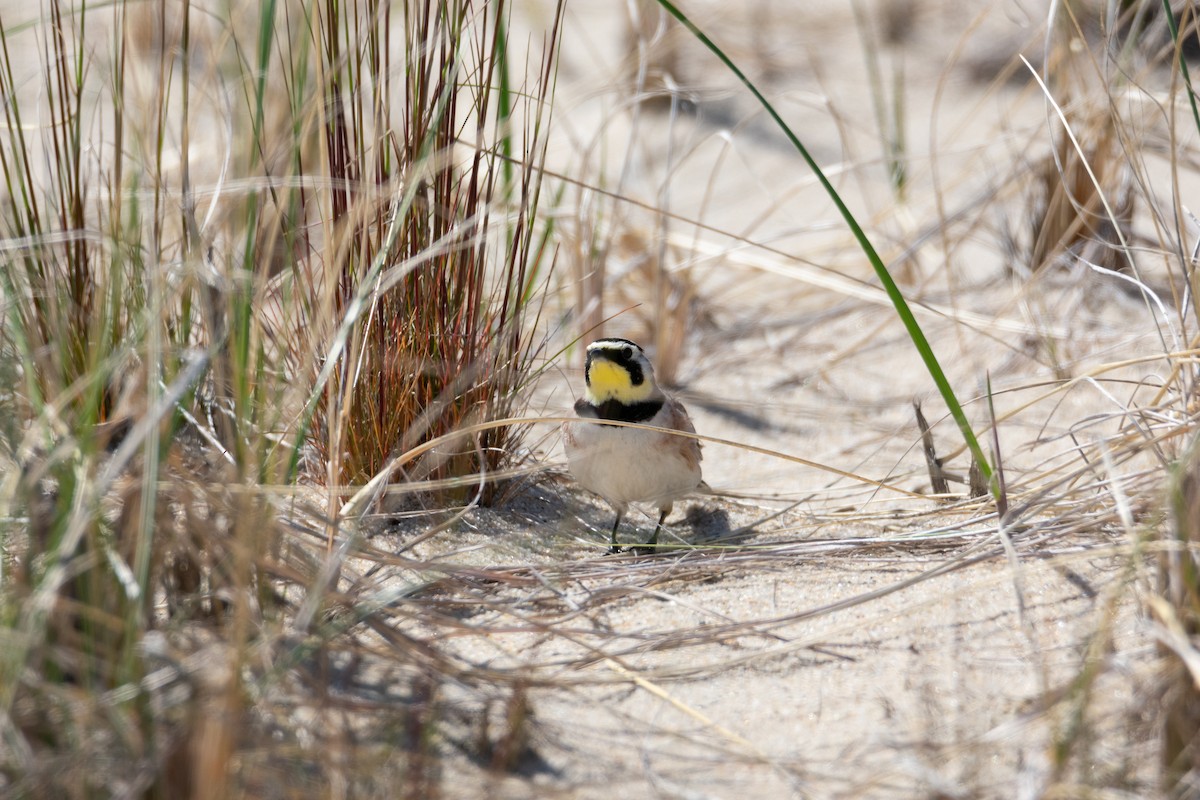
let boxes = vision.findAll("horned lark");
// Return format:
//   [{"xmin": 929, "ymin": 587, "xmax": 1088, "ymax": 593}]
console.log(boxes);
[{"xmin": 562, "ymin": 338, "xmax": 703, "ymax": 554}]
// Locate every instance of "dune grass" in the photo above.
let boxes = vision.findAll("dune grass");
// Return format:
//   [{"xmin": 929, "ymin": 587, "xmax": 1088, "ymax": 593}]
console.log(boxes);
[
  {"xmin": 0, "ymin": 0, "xmax": 561, "ymax": 794},
  {"xmin": 2, "ymin": 0, "xmax": 1200, "ymax": 797}
]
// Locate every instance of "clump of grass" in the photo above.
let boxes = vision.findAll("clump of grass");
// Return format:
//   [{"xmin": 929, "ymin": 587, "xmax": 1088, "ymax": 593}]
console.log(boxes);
[
  {"xmin": 0, "ymin": 0, "xmax": 562, "ymax": 795},
  {"xmin": 299, "ymin": 1, "xmax": 558, "ymax": 507}
]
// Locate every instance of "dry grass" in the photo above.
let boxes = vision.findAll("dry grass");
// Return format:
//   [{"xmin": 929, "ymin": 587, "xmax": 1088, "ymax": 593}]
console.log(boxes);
[
  {"xmin": 1, "ymin": 0, "xmax": 560, "ymax": 795},
  {"xmin": 4, "ymin": 0, "xmax": 1200, "ymax": 797}
]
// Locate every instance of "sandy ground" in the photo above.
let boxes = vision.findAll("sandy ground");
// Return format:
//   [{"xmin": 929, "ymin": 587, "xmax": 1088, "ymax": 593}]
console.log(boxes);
[{"xmin": 358, "ymin": 1, "xmax": 1168, "ymax": 797}]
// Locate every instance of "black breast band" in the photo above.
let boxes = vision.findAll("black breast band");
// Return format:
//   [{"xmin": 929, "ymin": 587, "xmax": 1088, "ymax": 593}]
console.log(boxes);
[{"xmin": 574, "ymin": 398, "xmax": 663, "ymax": 423}]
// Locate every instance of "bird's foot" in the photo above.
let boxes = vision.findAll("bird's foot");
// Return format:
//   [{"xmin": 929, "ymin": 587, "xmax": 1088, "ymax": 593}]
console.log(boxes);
[{"xmin": 605, "ymin": 545, "xmax": 624, "ymax": 556}]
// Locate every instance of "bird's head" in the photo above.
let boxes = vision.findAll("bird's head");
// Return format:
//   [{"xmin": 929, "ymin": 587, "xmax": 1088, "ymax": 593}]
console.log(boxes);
[{"xmin": 582, "ymin": 338, "xmax": 660, "ymax": 405}]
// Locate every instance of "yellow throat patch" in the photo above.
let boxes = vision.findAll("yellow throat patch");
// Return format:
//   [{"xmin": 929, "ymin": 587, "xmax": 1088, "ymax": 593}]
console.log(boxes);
[{"xmin": 587, "ymin": 359, "xmax": 653, "ymax": 404}]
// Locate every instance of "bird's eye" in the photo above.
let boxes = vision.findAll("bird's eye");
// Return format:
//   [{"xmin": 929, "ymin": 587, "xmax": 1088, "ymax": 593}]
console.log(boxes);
[{"xmin": 621, "ymin": 346, "xmax": 633, "ymax": 360}]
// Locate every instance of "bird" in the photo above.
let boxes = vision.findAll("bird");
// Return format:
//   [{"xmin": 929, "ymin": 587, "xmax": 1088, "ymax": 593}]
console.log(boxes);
[{"xmin": 561, "ymin": 338, "xmax": 703, "ymax": 554}]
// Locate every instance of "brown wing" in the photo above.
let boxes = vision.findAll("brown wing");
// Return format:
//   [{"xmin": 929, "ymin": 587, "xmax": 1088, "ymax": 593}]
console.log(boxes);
[{"xmin": 664, "ymin": 397, "xmax": 703, "ymax": 471}]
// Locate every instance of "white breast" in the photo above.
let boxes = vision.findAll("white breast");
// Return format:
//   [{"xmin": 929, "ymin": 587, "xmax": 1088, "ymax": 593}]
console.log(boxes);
[{"xmin": 562, "ymin": 407, "xmax": 702, "ymax": 512}]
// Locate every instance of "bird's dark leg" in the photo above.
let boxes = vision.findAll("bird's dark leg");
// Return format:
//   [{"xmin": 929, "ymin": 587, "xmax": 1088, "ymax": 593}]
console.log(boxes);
[
  {"xmin": 635, "ymin": 506, "xmax": 671, "ymax": 556},
  {"xmin": 607, "ymin": 511, "xmax": 624, "ymax": 555}
]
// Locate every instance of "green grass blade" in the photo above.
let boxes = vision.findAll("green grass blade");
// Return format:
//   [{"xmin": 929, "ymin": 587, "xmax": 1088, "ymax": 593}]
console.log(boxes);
[{"xmin": 654, "ymin": 0, "xmax": 995, "ymax": 493}]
